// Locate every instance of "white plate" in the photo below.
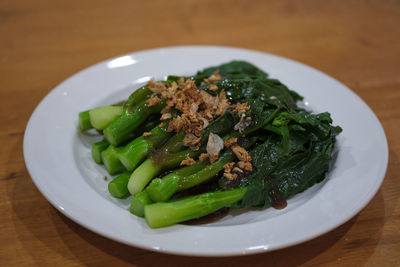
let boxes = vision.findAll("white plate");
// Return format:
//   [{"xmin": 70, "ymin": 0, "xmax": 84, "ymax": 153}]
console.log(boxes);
[{"xmin": 23, "ymin": 46, "xmax": 388, "ymax": 256}]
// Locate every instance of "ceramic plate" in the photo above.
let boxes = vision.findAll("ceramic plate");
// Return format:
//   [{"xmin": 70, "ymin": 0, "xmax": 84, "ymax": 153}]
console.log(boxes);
[{"xmin": 23, "ymin": 46, "xmax": 388, "ymax": 256}]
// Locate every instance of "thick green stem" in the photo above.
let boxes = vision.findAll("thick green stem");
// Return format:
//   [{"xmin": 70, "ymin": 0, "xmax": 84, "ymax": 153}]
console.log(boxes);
[
  {"xmin": 144, "ymin": 188, "xmax": 247, "ymax": 228},
  {"xmin": 108, "ymin": 172, "xmax": 131, "ymax": 198},
  {"xmin": 130, "ymin": 191, "xmax": 153, "ymax": 217},
  {"xmin": 128, "ymin": 144, "xmax": 204, "ymax": 195},
  {"xmin": 117, "ymin": 137, "xmax": 150, "ymax": 171},
  {"xmin": 127, "ymin": 159, "xmax": 162, "ymax": 194},
  {"xmin": 89, "ymin": 105, "xmax": 123, "ymax": 130},
  {"xmin": 127, "ymin": 112, "xmax": 244, "ymax": 195},
  {"xmin": 117, "ymin": 123, "xmax": 174, "ymax": 171},
  {"xmin": 146, "ymin": 160, "xmax": 209, "ymax": 202},
  {"xmin": 91, "ymin": 140, "xmax": 109, "ymax": 164},
  {"xmin": 179, "ymin": 151, "xmax": 234, "ymax": 190},
  {"xmin": 154, "ymin": 131, "xmax": 187, "ymax": 155},
  {"xmin": 146, "ymin": 175, "xmax": 180, "ymax": 203},
  {"xmin": 101, "ymin": 145, "xmax": 126, "ymax": 175},
  {"xmin": 123, "ymin": 86, "xmax": 153, "ymax": 113},
  {"xmin": 126, "ymin": 130, "xmax": 187, "ymax": 195},
  {"xmin": 147, "ymin": 138, "xmax": 255, "ymax": 202},
  {"xmin": 158, "ymin": 148, "xmax": 204, "ymax": 170},
  {"xmin": 78, "ymin": 110, "xmax": 93, "ymax": 131},
  {"xmin": 103, "ymin": 99, "xmax": 165, "ymax": 146},
  {"xmin": 135, "ymin": 114, "xmax": 160, "ymax": 136}
]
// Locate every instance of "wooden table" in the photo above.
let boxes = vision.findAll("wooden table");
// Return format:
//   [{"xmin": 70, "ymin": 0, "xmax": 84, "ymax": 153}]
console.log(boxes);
[{"xmin": 1, "ymin": 0, "xmax": 399, "ymax": 265}]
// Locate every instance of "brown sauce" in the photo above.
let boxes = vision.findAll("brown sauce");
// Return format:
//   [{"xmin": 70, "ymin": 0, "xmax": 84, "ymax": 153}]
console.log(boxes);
[
  {"xmin": 265, "ymin": 174, "xmax": 288, "ymax": 210},
  {"xmin": 272, "ymin": 199, "xmax": 287, "ymax": 209},
  {"xmin": 149, "ymin": 139, "xmax": 185, "ymax": 165},
  {"xmin": 183, "ymin": 207, "xmax": 230, "ymax": 225},
  {"xmin": 268, "ymin": 186, "xmax": 287, "ymax": 210},
  {"xmin": 156, "ymin": 168, "xmax": 177, "ymax": 178},
  {"xmin": 171, "ymin": 180, "xmax": 216, "ymax": 200},
  {"xmin": 150, "ymin": 150, "xmax": 172, "ymax": 165},
  {"xmin": 177, "ymin": 174, "xmax": 290, "ymax": 225}
]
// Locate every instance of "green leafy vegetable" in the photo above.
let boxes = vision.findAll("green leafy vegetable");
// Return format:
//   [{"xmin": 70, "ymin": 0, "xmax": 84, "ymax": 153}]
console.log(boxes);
[{"xmin": 78, "ymin": 60, "xmax": 342, "ymax": 228}]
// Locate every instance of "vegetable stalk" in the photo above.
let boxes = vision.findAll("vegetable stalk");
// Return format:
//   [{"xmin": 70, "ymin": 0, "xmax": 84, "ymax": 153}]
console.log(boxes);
[
  {"xmin": 146, "ymin": 137, "xmax": 255, "ymax": 202},
  {"xmin": 108, "ymin": 172, "xmax": 131, "ymax": 198},
  {"xmin": 130, "ymin": 191, "xmax": 153, "ymax": 217},
  {"xmin": 91, "ymin": 140, "xmax": 109, "ymax": 164},
  {"xmin": 123, "ymin": 86, "xmax": 153, "ymax": 113},
  {"xmin": 78, "ymin": 110, "xmax": 93, "ymax": 131},
  {"xmin": 144, "ymin": 188, "xmax": 247, "ymax": 228},
  {"xmin": 127, "ymin": 147, "xmax": 204, "ymax": 194},
  {"xmin": 117, "ymin": 122, "xmax": 173, "ymax": 171},
  {"xmin": 146, "ymin": 160, "xmax": 209, "ymax": 202},
  {"xmin": 104, "ymin": 99, "xmax": 166, "ymax": 146},
  {"xmin": 101, "ymin": 145, "xmax": 126, "ymax": 175},
  {"xmin": 89, "ymin": 105, "xmax": 123, "ymax": 130},
  {"xmin": 127, "ymin": 112, "xmax": 237, "ymax": 194}
]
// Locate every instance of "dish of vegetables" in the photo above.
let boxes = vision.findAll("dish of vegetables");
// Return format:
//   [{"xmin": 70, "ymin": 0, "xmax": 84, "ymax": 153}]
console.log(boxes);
[
  {"xmin": 79, "ymin": 60, "xmax": 342, "ymax": 228},
  {"xmin": 24, "ymin": 46, "xmax": 388, "ymax": 255}
]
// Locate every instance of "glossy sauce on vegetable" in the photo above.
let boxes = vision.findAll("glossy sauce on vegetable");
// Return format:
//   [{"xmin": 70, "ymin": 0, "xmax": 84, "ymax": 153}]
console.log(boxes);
[
  {"xmin": 271, "ymin": 199, "xmax": 287, "ymax": 209},
  {"xmin": 183, "ymin": 208, "xmax": 230, "ymax": 225}
]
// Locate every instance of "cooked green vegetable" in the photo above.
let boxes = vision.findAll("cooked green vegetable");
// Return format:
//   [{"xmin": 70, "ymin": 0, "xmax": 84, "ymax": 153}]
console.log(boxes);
[
  {"xmin": 226, "ymin": 118, "xmax": 341, "ymax": 208},
  {"xmin": 146, "ymin": 137, "xmax": 255, "ymax": 202},
  {"xmin": 144, "ymin": 188, "xmax": 247, "ymax": 228},
  {"xmin": 144, "ymin": 118, "xmax": 340, "ymax": 228},
  {"xmin": 103, "ymin": 98, "xmax": 166, "ymax": 146},
  {"xmin": 130, "ymin": 191, "xmax": 153, "ymax": 217},
  {"xmin": 117, "ymin": 119, "xmax": 174, "ymax": 171},
  {"xmin": 78, "ymin": 60, "xmax": 341, "ymax": 228},
  {"xmin": 89, "ymin": 105, "xmax": 123, "ymax": 130},
  {"xmin": 123, "ymin": 86, "xmax": 153, "ymax": 113},
  {"xmin": 108, "ymin": 172, "xmax": 131, "ymax": 198},
  {"xmin": 101, "ymin": 145, "xmax": 126, "ymax": 175},
  {"xmin": 91, "ymin": 140, "xmax": 109, "ymax": 164},
  {"xmin": 146, "ymin": 160, "xmax": 209, "ymax": 202},
  {"xmin": 78, "ymin": 110, "xmax": 93, "ymax": 131},
  {"xmin": 127, "ymin": 111, "xmax": 238, "ymax": 194},
  {"xmin": 192, "ymin": 60, "xmax": 269, "ymax": 83}
]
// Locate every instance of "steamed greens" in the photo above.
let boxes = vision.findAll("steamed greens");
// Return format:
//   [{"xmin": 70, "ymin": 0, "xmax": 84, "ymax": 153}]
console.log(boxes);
[{"xmin": 78, "ymin": 61, "xmax": 341, "ymax": 228}]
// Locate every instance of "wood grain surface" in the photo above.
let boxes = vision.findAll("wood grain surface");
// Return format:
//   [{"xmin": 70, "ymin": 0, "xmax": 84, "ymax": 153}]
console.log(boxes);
[{"xmin": 1, "ymin": 0, "xmax": 399, "ymax": 266}]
